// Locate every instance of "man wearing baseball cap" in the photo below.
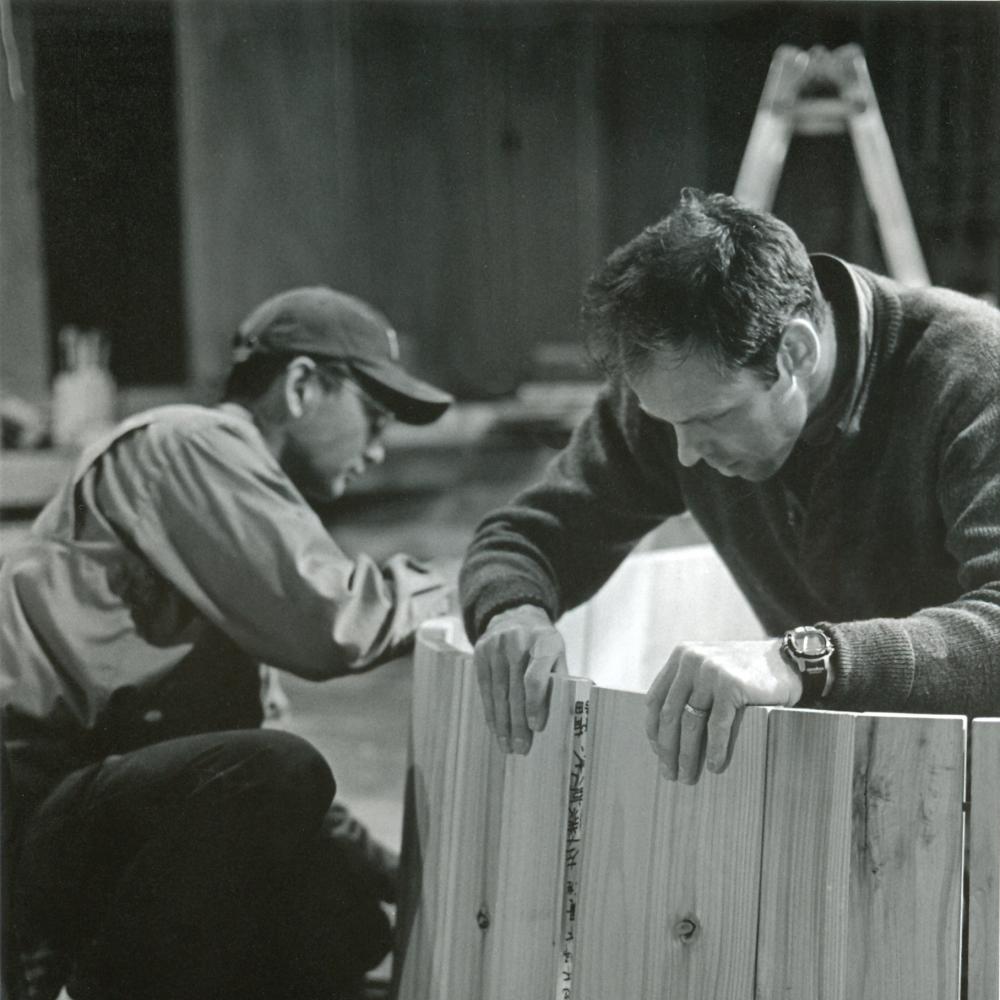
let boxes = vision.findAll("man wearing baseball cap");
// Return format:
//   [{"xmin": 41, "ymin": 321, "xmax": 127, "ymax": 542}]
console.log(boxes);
[{"xmin": 1, "ymin": 288, "xmax": 454, "ymax": 1000}]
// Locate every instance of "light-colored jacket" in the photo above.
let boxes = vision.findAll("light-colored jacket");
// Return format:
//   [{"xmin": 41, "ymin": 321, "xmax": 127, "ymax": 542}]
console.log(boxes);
[{"xmin": 1, "ymin": 403, "xmax": 448, "ymax": 789}]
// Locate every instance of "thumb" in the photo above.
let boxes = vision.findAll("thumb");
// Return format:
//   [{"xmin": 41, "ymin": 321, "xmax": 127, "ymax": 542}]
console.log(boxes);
[{"xmin": 524, "ymin": 636, "xmax": 567, "ymax": 732}]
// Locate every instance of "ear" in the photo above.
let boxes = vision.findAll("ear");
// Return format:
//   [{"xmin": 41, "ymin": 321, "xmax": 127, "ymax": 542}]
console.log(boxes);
[
  {"xmin": 282, "ymin": 356, "xmax": 320, "ymax": 419},
  {"xmin": 776, "ymin": 318, "xmax": 821, "ymax": 380}
]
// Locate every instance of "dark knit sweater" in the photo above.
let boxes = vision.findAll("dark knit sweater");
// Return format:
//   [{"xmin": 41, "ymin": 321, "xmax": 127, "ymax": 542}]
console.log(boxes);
[{"xmin": 460, "ymin": 264, "xmax": 1000, "ymax": 716}]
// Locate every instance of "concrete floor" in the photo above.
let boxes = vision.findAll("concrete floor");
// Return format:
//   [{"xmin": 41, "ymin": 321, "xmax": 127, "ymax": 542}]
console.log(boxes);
[{"xmin": 271, "ymin": 655, "xmax": 417, "ymax": 853}]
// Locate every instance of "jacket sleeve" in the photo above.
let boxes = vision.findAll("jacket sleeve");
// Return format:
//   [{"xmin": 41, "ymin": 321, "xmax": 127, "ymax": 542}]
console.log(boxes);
[
  {"xmin": 460, "ymin": 380, "xmax": 685, "ymax": 641},
  {"xmin": 117, "ymin": 418, "xmax": 451, "ymax": 679}
]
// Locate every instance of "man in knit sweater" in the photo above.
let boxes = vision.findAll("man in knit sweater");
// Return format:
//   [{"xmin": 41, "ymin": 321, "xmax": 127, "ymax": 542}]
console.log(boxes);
[{"xmin": 460, "ymin": 189, "xmax": 1000, "ymax": 785}]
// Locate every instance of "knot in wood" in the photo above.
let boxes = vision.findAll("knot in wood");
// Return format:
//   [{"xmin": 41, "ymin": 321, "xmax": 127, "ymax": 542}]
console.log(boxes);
[
  {"xmin": 476, "ymin": 905, "xmax": 491, "ymax": 930},
  {"xmin": 673, "ymin": 915, "xmax": 701, "ymax": 944}
]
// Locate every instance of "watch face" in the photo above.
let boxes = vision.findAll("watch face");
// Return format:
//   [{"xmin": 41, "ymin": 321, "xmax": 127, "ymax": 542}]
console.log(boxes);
[{"xmin": 792, "ymin": 626, "xmax": 829, "ymax": 657}]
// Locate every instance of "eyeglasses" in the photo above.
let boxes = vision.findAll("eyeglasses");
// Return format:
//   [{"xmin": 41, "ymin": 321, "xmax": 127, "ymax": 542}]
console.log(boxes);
[
  {"xmin": 341, "ymin": 377, "xmax": 394, "ymax": 440},
  {"xmin": 315, "ymin": 363, "xmax": 394, "ymax": 440}
]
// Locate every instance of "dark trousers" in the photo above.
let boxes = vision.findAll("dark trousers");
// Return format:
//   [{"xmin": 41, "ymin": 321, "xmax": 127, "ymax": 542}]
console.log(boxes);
[{"xmin": 9, "ymin": 729, "xmax": 392, "ymax": 1000}]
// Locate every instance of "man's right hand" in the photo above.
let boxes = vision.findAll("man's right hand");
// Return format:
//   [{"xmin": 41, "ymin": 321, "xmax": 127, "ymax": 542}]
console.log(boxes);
[{"xmin": 472, "ymin": 604, "xmax": 566, "ymax": 755}]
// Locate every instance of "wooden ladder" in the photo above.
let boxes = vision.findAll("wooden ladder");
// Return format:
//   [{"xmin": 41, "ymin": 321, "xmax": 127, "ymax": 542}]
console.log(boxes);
[{"xmin": 734, "ymin": 44, "xmax": 929, "ymax": 287}]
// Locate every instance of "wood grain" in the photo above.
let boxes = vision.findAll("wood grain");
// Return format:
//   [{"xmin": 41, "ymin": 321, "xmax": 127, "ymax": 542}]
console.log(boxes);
[
  {"xmin": 847, "ymin": 713, "xmax": 965, "ymax": 1000},
  {"xmin": 400, "ymin": 621, "xmax": 971, "ymax": 1000},
  {"xmin": 434, "ymin": 649, "xmax": 506, "ymax": 997},
  {"xmin": 0, "ymin": 2, "xmax": 49, "ymax": 400},
  {"xmin": 175, "ymin": 2, "xmax": 365, "ymax": 382},
  {"xmin": 757, "ymin": 709, "xmax": 856, "ymax": 1000},
  {"xmin": 395, "ymin": 619, "xmax": 471, "ymax": 999},
  {"xmin": 398, "ymin": 621, "xmax": 593, "ymax": 1000},
  {"xmin": 970, "ymin": 718, "xmax": 1000, "ymax": 1000},
  {"xmin": 574, "ymin": 692, "xmax": 768, "ymax": 1000},
  {"xmin": 758, "ymin": 709, "xmax": 965, "ymax": 1000},
  {"xmin": 484, "ymin": 674, "xmax": 593, "ymax": 1000}
]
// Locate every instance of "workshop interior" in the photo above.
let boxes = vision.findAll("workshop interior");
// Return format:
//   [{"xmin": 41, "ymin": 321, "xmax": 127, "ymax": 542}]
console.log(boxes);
[{"xmin": 2, "ymin": 2, "xmax": 999, "ymax": 999}]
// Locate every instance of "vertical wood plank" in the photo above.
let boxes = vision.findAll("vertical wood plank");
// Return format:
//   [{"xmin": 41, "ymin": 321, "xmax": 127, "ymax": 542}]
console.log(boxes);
[
  {"xmin": 757, "ymin": 709, "xmax": 864, "ymax": 999},
  {"xmin": 758, "ymin": 710, "xmax": 965, "ymax": 1000},
  {"xmin": 574, "ymin": 694, "xmax": 768, "ymax": 1000},
  {"xmin": 400, "ymin": 613, "xmax": 970, "ymax": 1000},
  {"xmin": 556, "ymin": 602, "xmax": 589, "ymax": 682},
  {"xmin": 0, "ymin": 1, "xmax": 50, "ymax": 400},
  {"xmin": 175, "ymin": 2, "xmax": 363, "ymax": 384},
  {"xmin": 352, "ymin": 4, "xmax": 607, "ymax": 397},
  {"xmin": 641, "ymin": 706, "xmax": 768, "ymax": 1000},
  {"xmin": 601, "ymin": 14, "xmax": 712, "ymax": 240},
  {"xmin": 499, "ymin": 10, "xmax": 604, "ymax": 380},
  {"xmin": 573, "ymin": 687, "xmax": 658, "ymax": 1000},
  {"xmin": 484, "ymin": 675, "xmax": 593, "ymax": 1000},
  {"xmin": 847, "ymin": 714, "xmax": 965, "ymax": 999},
  {"xmin": 395, "ymin": 619, "xmax": 471, "ymax": 1000},
  {"xmin": 970, "ymin": 718, "xmax": 1000, "ymax": 1000},
  {"xmin": 430, "ymin": 648, "xmax": 506, "ymax": 997},
  {"xmin": 399, "ymin": 621, "xmax": 593, "ymax": 1000}
]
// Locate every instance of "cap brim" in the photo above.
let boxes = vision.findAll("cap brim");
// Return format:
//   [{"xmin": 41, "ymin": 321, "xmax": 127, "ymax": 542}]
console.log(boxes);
[{"xmin": 350, "ymin": 358, "xmax": 454, "ymax": 425}]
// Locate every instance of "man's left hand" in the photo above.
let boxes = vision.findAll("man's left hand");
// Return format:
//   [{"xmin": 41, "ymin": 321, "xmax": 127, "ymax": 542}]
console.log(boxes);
[{"xmin": 645, "ymin": 639, "xmax": 803, "ymax": 785}]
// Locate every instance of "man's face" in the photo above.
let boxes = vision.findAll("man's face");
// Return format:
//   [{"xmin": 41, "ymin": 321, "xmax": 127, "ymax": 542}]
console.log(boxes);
[
  {"xmin": 279, "ymin": 371, "xmax": 392, "ymax": 503},
  {"xmin": 628, "ymin": 346, "xmax": 808, "ymax": 482}
]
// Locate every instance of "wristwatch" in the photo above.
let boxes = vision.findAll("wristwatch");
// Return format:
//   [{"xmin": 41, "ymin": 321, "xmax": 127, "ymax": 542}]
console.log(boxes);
[{"xmin": 780, "ymin": 625, "xmax": 836, "ymax": 700}]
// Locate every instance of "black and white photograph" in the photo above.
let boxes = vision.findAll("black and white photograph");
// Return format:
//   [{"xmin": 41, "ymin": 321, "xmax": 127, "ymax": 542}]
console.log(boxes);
[{"xmin": 2, "ymin": 1, "xmax": 999, "ymax": 998}]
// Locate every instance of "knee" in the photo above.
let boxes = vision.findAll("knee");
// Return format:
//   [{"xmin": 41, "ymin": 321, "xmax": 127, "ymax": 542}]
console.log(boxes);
[{"xmin": 218, "ymin": 730, "xmax": 336, "ymax": 826}]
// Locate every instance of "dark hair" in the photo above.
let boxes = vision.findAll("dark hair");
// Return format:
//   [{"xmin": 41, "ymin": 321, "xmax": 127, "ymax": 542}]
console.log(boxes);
[
  {"xmin": 223, "ymin": 353, "xmax": 293, "ymax": 401},
  {"xmin": 583, "ymin": 188, "xmax": 828, "ymax": 382},
  {"xmin": 221, "ymin": 352, "xmax": 353, "ymax": 402}
]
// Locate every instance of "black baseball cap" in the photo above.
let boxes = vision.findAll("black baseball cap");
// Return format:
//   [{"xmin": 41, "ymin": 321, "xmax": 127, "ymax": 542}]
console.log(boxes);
[{"xmin": 234, "ymin": 287, "xmax": 453, "ymax": 425}]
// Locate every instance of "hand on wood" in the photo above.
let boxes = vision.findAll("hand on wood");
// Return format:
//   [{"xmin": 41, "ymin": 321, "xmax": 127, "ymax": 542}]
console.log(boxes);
[
  {"xmin": 645, "ymin": 639, "xmax": 803, "ymax": 784},
  {"xmin": 473, "ymin": 604, "xmax": 567, "ymax": 755}
]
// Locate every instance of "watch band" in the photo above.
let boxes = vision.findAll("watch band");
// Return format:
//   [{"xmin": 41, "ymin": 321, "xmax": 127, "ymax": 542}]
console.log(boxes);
[{"xmin": 799, "ymin": 660, "xmax": 828, "ymax": 702}]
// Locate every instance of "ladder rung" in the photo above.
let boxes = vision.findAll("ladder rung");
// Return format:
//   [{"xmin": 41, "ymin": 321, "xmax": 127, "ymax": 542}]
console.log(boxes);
[{"xmin": 788, "ymin": 98, "xmax": 865, "ymax": 135}]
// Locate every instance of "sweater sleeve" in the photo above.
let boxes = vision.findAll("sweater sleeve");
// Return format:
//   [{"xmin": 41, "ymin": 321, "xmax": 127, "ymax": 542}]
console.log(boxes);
[
  {"xmin": 460, "ymin": 380, "xmax": 685, "ymax": 641},
  {"xmin": 822, "ymin": 315, "xmax": 1000, "ymax": 716}
]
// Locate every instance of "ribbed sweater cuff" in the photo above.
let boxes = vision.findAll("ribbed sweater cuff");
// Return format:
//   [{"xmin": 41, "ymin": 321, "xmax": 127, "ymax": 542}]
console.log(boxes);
[
  {"xmin": 819, "ymin": 618, "xmax": 915, "ymax": 711},
  {"xmin": 462, "ymin": 585, "xmax": 557, "ymax": 643}
]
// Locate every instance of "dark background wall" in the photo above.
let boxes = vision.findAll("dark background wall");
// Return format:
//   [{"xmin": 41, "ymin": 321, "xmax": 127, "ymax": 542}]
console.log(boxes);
[
  {"xmin": 3, "ymin": 0, "xmax": 998, "ymax": 403},
  {"xmin": 32, "ymin": 1, "xmax": 184, "ymax": 385}
]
